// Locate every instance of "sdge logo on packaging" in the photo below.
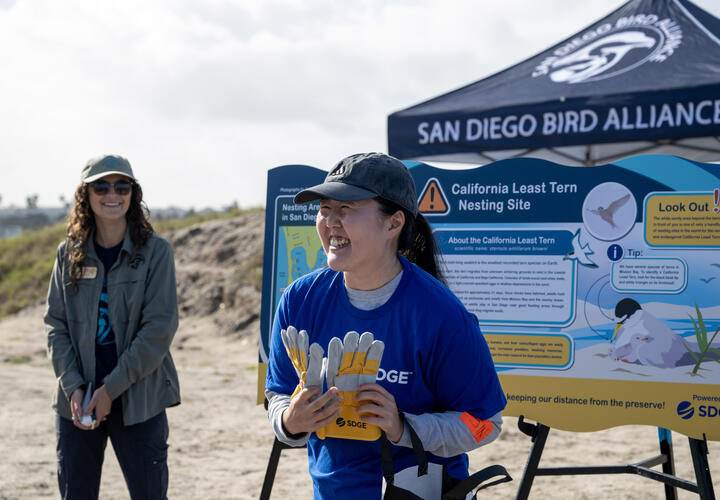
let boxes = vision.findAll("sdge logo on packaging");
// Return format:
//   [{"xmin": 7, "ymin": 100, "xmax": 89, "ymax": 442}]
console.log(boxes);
[
  {"xmin": 677, "ymin": 401, "xmax": 720, "ymax": 420},
  {"xmin": 335, "ymin": 417, "xmax": 367, "ymax": 429}
]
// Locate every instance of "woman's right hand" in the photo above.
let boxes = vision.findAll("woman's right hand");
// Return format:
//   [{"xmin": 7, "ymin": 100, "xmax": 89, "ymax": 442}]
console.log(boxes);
[
  {"xmin": 70, "ymin": 388, "xmax": 92, "ymax": 430},
  {"xmin": 282, "ymin": 386, "xmax": 342, "ymax": 435}
]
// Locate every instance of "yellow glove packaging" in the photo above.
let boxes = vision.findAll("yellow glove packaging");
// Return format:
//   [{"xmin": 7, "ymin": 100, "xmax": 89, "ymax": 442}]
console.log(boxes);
[{"xmin": 317, "ymin": 331, "xmax": 385, "ymax": 441}]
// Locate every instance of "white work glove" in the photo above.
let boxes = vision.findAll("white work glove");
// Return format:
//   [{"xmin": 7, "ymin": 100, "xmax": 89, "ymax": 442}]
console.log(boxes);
[{"xmin": 280, "ymin": 325, "xmax": 324, "ymax": 399}]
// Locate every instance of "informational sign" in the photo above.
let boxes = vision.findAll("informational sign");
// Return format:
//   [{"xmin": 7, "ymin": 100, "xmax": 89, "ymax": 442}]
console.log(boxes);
[
  {"xmin": 258, "ymin": 165, "xmax": 326, "ymax": 402},
  {"xmin": 258, "ymin": 156, "xmax": 719, "ymax": 441}
]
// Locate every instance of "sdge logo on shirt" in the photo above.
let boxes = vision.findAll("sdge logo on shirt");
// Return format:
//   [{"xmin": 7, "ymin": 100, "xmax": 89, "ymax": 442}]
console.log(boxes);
[{"xmin": 376, "ymin": 368, "xmax": 412, "ymax": 385}]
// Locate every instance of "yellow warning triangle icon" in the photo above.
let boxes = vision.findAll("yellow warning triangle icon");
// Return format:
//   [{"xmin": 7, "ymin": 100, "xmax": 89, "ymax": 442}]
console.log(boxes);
[{"xmin": 418, "ymin": 178, "xmax": 449, "ymax": 214}]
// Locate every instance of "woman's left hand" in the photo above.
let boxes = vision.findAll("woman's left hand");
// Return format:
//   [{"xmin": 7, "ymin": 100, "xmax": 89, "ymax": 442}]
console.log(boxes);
[
  {"xmin": 86, "ymin": 384, "xmax": 113, "ymax": 423},
  {"xmin": 355, "ymin": 383, "xmax": 404, "ymax": 442}
]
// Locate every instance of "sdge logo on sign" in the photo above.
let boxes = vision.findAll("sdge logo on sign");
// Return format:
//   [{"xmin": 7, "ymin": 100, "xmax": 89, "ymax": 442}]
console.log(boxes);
[
  {"xmin": 677, "ymin": 401, "xmax": 694, "ymax": 419},
  {"xmin": 532, "ymin": 14, "xmax": 682, "ymax": 83},
  {"xmin": 677, "ymin": 401, "xmax": 720, "ymax": 420}
]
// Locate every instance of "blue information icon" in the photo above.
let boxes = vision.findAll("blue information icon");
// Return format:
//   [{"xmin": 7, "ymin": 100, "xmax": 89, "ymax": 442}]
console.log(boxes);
[{"xmin": 607, "ymin": 244, "xmax": 623, "ymax": 262}]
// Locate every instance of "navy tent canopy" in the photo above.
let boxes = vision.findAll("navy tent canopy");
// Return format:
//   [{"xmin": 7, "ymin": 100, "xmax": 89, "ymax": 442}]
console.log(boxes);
[{"xmin": 387, "ymin": 0, "xmax": 720, "ymax": 165}]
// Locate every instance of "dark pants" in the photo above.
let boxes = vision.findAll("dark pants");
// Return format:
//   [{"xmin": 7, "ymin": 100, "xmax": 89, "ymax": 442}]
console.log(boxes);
[{"xmin": 55, "ymin": 402, "xmax": 169, "ymax": 500}]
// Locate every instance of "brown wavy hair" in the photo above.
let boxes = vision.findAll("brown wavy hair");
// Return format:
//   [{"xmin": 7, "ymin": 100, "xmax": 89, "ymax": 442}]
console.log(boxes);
[{"xmin": 66, "ymin": 180, "xmax": 154, "ymax": 290}]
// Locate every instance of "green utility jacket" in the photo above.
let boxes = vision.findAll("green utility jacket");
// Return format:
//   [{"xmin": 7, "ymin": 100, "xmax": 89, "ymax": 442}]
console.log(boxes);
[{"xmin": 45, "ymin": 230, "xmax": 180, "ymax": 426}]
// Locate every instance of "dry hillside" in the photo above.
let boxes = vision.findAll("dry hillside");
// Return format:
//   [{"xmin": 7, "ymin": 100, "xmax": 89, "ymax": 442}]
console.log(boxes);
[{"xmin": 167, "ymin": 210, "xmax": 265, "ymax": 335}]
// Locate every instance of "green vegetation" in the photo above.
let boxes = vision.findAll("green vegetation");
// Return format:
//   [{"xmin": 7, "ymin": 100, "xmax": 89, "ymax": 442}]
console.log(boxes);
[
  {"xmin": 5, "ymin": 355, "xmax": 31, "ymax": 364},
  {"xmin": 0, "ymin": 207, "xmax": 262, "ymax": 320},
  {"xmin": 0, "ymin": 223, "xmax": 66, "ymax": 317},
  {"xmin": 686, "ymin": 303, "xmax": 720, "ymax": 375}
]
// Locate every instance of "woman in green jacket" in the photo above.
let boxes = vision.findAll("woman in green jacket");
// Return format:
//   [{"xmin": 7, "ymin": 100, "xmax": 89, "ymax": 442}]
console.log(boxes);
[{"xmin": 45, "ymin": 155, "xmax": 180, "ymax": 500}]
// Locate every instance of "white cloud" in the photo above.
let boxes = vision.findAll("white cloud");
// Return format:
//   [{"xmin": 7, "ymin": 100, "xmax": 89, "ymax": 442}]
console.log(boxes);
[{"xmin": 0, "ymin": 0, "xmax": 717, "ymax": 209}]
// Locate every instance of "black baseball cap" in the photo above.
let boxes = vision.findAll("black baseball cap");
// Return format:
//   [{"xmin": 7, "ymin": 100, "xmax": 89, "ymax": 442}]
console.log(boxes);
[{"xmin": 294, "ymin": 152, "xmax": 418, "ymax": 216}]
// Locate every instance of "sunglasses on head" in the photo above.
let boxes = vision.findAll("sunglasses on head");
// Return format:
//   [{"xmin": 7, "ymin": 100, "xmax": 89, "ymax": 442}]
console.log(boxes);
[{"xmin": 89, "ymin": 180, "xmax": 134, "ymax": 196}]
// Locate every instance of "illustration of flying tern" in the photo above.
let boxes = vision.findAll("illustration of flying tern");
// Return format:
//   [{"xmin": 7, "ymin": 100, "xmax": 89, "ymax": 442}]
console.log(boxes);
[
  {"xmin": 564, "ymin": 229, "xmax": 597, "ymax": 268},
  {"xmin": 586, "ymin": 193, "xmax": 631, "ymax": 228}
]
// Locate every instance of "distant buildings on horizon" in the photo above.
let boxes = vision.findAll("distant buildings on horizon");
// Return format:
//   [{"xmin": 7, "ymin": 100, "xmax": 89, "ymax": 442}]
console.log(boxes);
[{"xmin": 0, "ymin": 205, "xmax": 197, "ymax": 239}]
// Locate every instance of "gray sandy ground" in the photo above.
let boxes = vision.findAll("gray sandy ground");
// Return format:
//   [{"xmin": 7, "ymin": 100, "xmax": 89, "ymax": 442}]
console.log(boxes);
[{"xmin": 1, "ymin": 213, "xmax": 717, "ymax": 499}]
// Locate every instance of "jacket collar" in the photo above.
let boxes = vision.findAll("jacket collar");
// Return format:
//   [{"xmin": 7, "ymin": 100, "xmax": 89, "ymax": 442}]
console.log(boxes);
[
  {"xmin": 120, "ymin": 227, "xmax": 134, "ymax": 255},
  {"xmin": 86, "ymin": 226, "xmax": 133, "ymax": 262}
]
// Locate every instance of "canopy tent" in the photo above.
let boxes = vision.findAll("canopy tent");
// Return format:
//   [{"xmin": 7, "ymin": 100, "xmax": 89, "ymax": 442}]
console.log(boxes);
[{"xmin": 387, "ymin": 0, "xmax": 720, "ymax": 166}]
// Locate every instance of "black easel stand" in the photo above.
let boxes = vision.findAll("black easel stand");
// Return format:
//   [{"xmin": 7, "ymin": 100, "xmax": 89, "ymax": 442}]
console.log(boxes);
[
  {"xmin": 260, "ymin": 396, "xmax": 307, "ymax": 500},
  {"xmin": 515, "ymin": 415, "xmax": 715, "ymax": 500},
  {"xmin": 260, "ymin": 437, "xmax": 304, "ymax": 500}
]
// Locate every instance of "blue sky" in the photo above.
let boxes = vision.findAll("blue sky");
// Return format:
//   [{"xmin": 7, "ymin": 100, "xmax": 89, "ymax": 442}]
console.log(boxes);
[{"xmin": 1, "ymin": 0, "xmax": 719, "ymax": 210}]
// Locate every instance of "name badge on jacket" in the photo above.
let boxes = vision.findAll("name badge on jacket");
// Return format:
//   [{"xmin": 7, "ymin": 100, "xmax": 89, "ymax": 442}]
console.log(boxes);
[{"xmin": 80, "ymin": 267, "xmax": 98, "ymax": 279}]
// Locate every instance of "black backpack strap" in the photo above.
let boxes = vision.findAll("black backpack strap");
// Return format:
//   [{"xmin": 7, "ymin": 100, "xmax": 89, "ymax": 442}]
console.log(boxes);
[
  {"xmin": 441, "ymin": 464, "xmax": 512, "ymax": 499},
  {"xmin": 382, "ymin": 431, "xmax": 425, "ymax": 500},
  {"xmin": 405, "ymin": 414, "xmax": 429, "ymax": 477},
  {"xmin": 381, "ymin": 413, "xmax": 428, "ymax": 482},
  {"xmin": 384, "ymin": 482, "xmax": 425, "ymax": 500},
  {"xmin": 380, "ymin": 431, "xmax": 396, "ymax": 486},
  {"xmin": 381, "ymin": 413, "xmax": 429, "ymax": 500},
  {"xmin": 383, "ymin": 413, "xmax": 510, "ymax": 500}
]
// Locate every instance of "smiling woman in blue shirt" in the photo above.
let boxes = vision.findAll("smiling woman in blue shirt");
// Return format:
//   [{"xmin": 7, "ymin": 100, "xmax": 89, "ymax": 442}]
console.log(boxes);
[{"xmin": 265, "ymin": 152, "xmax": 506, "ymax": 500}]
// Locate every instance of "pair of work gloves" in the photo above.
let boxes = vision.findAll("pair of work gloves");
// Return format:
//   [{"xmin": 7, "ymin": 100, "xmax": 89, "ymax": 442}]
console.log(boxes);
[{"xmin": 281, "ymin": 325, "xmax": 385, "ymax": 441}]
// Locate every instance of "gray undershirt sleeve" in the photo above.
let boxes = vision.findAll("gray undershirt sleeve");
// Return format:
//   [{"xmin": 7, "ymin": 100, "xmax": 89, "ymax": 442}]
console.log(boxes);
[
  {"xmin": 266, "ymin": 390, "xmax": 311, "ymax": 447},
  {"xmin": 393, "ymin": 410, "xmax": 503, "ymax": 458}
]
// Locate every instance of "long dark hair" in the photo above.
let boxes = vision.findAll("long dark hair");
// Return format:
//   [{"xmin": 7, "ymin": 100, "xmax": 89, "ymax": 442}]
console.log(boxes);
[
  {"xmin": 65, "ymin": 181, "xmax": 154, "ymax": 290},
  {"xmin": 375, "ymin": 197, "xmax": 445, "ymax": 284}
]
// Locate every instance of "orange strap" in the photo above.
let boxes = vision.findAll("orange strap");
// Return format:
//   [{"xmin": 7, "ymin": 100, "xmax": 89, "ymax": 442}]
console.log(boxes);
[{"xmin": 460, "ymin": 412, "xmax": 494, "ymax": 443}]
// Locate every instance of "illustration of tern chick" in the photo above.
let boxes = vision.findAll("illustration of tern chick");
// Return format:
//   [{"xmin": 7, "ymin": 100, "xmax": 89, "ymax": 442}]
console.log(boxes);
[
  {"xmin": 586, "ymin": 193, "xmax": 631, "ymax": 228},
  {"xmin": 564, "ymin": 229, "xmax": 597, "ymax": 267},
  {"xmin": 609, "ymin": 298, "xmax": 687, "ymax": 368}
]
